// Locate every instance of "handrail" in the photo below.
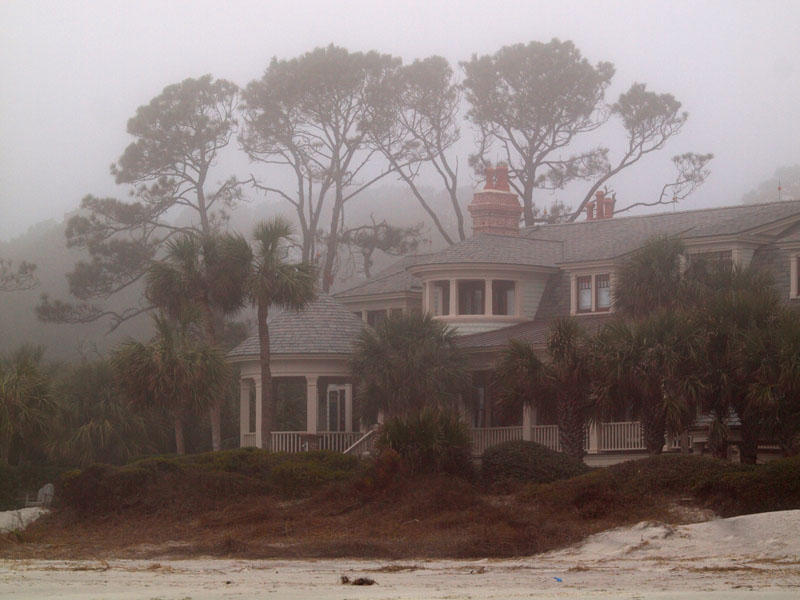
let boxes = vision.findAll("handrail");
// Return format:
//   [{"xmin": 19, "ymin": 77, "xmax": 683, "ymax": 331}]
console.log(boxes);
[{"xmin": 344, "ymin": 427, "xmax": 379, "ymax": 455}]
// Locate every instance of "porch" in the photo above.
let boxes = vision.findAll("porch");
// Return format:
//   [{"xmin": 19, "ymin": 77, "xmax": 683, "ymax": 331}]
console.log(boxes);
[{"xmin": 240, "ymin": 420, "xmax": 659, "ymax": 464}]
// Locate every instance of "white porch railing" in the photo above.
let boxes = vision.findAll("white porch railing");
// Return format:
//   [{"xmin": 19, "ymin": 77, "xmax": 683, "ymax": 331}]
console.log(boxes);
[
  {"xmin": 268, "ymin": 431, "xmax": 361, "ymax": 453},
  {"xmin": 470, "ymin": 426, "xmax": 523, "ymax": 455},
  {"xmin": 248, "ymin": 421, "xmax": 654, "ymax": 456},
  {"xmin": 600, "ymin": 421, "xmax": 645, "ymax": 451},
  {"xmin": 319, "ymin": 432, "xmax": 361, "ymax": 452},
  {"xmin": 344, "ymin": 428, "xmax": 379, "ymax": 456},
  {"xmin": 531, "ymin": 425, "xmax": 560, "ymax": 452}
]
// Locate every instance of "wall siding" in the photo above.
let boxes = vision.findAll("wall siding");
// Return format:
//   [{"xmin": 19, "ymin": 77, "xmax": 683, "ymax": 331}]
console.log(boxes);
[{"xmin": 521, "ymin": 276, "xmax": 548, "ymax": 319}]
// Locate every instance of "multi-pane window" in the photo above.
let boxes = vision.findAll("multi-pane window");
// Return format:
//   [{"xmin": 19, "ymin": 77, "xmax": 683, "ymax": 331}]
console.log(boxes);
[
  {"xmin": 577, "ymin": 276, "xmax": 592, "ymax": 312},
  {"xmin": 575, "ymin": 273, "xmax": 612, "ymax": 313},
  {"xmin": 596, "ymin": 274, "xmax": 611, "ymax": 311},
  {"xmin": 458, "ymin": 280, "xmax": 485, "ymax": 315},
  {"xmin": 492, "ymin": 280, "xmax": 516, "ymax": 315},
  {"xmin": 367, "ymin": 309, "xmax": 387, "ymax": 327},
  {"xmin": 432, "ymin": 281, "xmax": 450, "ymax": 315}
]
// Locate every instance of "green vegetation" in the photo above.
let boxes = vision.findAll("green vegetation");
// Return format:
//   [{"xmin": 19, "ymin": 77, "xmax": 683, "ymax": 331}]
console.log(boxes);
[
  {"xmin": 376, "ymin": 408, "xmax": 473, "ymax": 478},
  {"xmin": 481, "ymin": 440, "xmax": 589, "ymax": 490},
  {"xmin": 59, "ymin": 448, "xmax": 359, "ymax": 516},
  {"xmin": 525, "ymin": 454, "xmax": 800, "ymax": 520},
  {"xmin": 351, "ymin": 312, "xmax": 469, "ymax": 422}
]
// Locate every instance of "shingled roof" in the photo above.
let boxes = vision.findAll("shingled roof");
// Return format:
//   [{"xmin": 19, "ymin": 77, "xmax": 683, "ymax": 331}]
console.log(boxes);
[
  {"xmin": 228, "ymin": 294, "xmax": 364, "ymax": 358},
  {"xmin": 335, "ymin": 254, "xmax": 427, "ymax": 299},
  {"xmin": 455, "ymin": 313, "xmax": 613, "ymax": 350},
  {"xmin": 408, "ymin": 233, "xmax": 563, "ymax": 269},
  {"xmin": 524, "ymin": 200, "xmax": 800, "ymax": 264}
]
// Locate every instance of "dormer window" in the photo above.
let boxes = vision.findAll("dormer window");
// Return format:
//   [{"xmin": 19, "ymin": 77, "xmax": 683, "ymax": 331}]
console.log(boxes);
[
  {"xmin": 572, "ymin": 272, "xmax": 613, "ymax": 314},
  {"xmin": 492, "ymin": 280, "xmax": 516, "ymax": 315},
  {"xmin": 458, "ymin": 280, "xmax": 485, "ymax": 315},
  {"xmin": 596, "ymin": 274, "xmax": 611, "ymax": 310},
  {"xmin": 432, "ymin": 281, "xmax": 450, "ymax": 316},
  {"xmin": 577, "ymin": 276, "xmax": 592, "ymax": 313}
]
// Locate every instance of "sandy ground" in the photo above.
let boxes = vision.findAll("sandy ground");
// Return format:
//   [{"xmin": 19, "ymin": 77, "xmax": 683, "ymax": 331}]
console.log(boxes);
[{"xmin": 2, "ymin": 510, "xmax": 800, "ymax": 599}]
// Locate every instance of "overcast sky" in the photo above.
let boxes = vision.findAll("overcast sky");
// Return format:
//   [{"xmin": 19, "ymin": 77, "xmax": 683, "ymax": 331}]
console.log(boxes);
[{"xmin": 1, "ymin": 0, "xmax": 799, "ymax": 241}]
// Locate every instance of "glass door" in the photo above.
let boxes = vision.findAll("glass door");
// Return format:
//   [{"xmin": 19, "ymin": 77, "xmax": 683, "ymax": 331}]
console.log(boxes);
[{"xmin": 327, "ymin": 386, "xmax": 347, "ymax": 431}]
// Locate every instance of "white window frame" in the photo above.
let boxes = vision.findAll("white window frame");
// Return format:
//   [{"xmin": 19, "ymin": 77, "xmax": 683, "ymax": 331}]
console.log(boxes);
[{"xmin": 570, "ymin": 272, "xmax": 614, "ymax": 315}]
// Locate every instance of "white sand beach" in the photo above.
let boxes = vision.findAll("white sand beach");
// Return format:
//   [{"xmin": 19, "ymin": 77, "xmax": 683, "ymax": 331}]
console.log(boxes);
[{"xmin": 2, "ymin": 510, "xmax": 799, "ymax": 599}]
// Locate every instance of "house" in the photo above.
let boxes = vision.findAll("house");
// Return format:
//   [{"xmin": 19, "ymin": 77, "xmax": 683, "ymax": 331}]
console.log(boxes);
[{"xmin": 229, "ymin": 165, "xmax": 800, "ymax": 463}]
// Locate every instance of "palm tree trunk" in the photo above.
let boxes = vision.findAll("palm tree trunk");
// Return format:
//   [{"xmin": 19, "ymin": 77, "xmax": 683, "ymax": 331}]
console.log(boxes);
[
  {"xmin": 258, "ymin": 303, "xmax": 274, "ymax": 451},
  {"xmin": 641, "ymin": 403, "xmax": 666, "ymax": 455},
  {"xmin": 174, "ymin": 416, "xmax": 186, "ymax": 455},
  {"xmin": 202, "ymin": 302, "xmax": 223, "ymax": 452},
  {"xmin": 738, "ymin": 419, "xmax": 759, "ymax": 464},
  {"xmin": 558, "ymin": 399, "xmax": 585, "ymax": 460}
]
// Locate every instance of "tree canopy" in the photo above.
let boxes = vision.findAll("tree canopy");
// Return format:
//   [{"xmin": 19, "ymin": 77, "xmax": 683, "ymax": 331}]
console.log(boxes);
[{"xmin": 38, "ymin": 75, "xmax": 242, "ymax": 330}]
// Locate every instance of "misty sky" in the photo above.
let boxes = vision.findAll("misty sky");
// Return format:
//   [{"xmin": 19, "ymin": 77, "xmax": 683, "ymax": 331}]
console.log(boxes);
[{"xmin": 1, "ymin": 0, "xmax": 799, "ymax": 241}]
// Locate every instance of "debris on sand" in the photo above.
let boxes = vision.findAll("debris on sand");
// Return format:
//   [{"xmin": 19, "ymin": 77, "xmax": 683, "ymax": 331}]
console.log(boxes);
[{"xmin": 340, "ymin": 575, "xmax": 376, "ymax": 585}]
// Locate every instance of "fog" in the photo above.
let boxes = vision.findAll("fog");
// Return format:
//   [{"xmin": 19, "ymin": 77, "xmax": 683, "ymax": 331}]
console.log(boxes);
[{"xmin": 1, "ymin": 0, "xmax": 799, "ymax": 241}]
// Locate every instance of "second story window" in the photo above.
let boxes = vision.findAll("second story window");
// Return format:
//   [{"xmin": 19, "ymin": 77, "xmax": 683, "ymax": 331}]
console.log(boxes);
[
  {"xmin": 577, "ymin": 276, "xmax": 592, "ymax": 312},
  {"xmin": 432, "ymin": 281, "xmax": 450, "ymax": 316},
  {"xmin": 791, "ymin": 254, "xmax": 800, "ymax": 299},
  {"xmin": 596, "ymin": 274, "xmax": 611, "ymax": 311},
  {"xmin": 458, "ymin": 280, "xmax": 485, "ymax": 315},
  {"xmin": 492, "ymin": 280, "xmax": 516, "ymax": 315},
  {"xmin": 574, "ymin": 273, "xmax": 613, "ymax": 314}
]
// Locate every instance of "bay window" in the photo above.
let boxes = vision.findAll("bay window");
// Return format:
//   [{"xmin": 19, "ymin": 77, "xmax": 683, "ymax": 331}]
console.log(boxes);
[{"xmin": 458, "ymin": 280, "xmax": 485, "ymax": 315}]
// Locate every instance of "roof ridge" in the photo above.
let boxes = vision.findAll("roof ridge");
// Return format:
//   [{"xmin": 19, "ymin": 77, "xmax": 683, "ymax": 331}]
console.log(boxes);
[{"xmin": 523, "ymin": 199, "xmax": 800, "ymax": 233}]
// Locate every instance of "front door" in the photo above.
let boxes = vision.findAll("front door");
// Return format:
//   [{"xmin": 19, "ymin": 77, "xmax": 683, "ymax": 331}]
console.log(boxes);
[{"xmin": 327, "ymin": 385, "xmax": 347, "ymax": 432}]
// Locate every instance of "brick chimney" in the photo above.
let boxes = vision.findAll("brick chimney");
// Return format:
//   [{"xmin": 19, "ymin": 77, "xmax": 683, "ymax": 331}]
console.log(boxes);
[
  {"xmin": 586, "ymin": 190, "xmax": 616, "ymax": 221},
  {"xmin": 468, "ymin": 163, "xmax": 522, "ymax": 236}
]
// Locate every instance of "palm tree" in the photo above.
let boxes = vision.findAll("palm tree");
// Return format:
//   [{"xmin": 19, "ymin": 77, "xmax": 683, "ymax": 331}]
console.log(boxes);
[
  {"xmin": 146, "ymin": 232, "xmax": 251, "ymax": 451},
  {"xmin": 351, "ymin": 311, "xmax": 469, "ymax": 422},
  {"xmin": 593, "ymin": 312, "xmax": 703, "ymax": 454},
  {"xmin": 693, "ymin": 265, "xmax": 782, "ymax": 463},
  {"xmin": 112, "ymin": 314, "xmax": 230, "ymax": 455},
  {"xmin": 0, "ymin": 346, "xmax": 53, "ymax": 465},
  {"xmin": 494, "ymin": 339, "xmax": 551, "ymax": 428},
  {"xmin": 546, "ymin": 318, "xmax": 594, "ymax": 459},
  {"xmin": 49, "ymin": 360, "xmax": 160, "ymax": 466},
  {"xmin": 247, "ymin": 217, "xmax": 316, "ymax": 450},
  {"xmin": 748, "ymin": 306, "xmax": 800, "ymax": 456},
  {"xmin": 613, "ymin": 236, "xmax": 686, "ymax": 317}
]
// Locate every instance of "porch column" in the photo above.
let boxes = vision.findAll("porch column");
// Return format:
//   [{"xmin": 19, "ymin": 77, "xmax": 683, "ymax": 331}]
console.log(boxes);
[
  {"xmin": 306, "ymin": 375, "xmax": 319, "ymax": 433},
  {"xmin": 344, "ymin": 383, "xmax": 353, "ymax": 432},
  {"xmin": 587, "ymin": 422, "xmax": 600, "ymax": 454},
  {"xmin": 254, "ymin": 378, "xmax": 263, "ymax": 448},
  {"xmin": 449, "ymin": 278, "xmax": 457, "ymax": 316},
  {"xmin": 239, "ymin": 378, "xmax": 250, "ymax": 447},
  {"xmin": 522, "ymin": 403, "xmax": 533, "ymax": 441}
]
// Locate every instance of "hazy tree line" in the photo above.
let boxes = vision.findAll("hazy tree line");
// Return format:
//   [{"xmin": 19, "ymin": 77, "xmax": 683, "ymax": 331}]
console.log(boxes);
[
  {"xmin": 21, "ymin": 37, "xmax": 800, "ymax": 476},
  {"xmin": 29, "ymin": 39, "xmax": 711, "ymax": 334}
]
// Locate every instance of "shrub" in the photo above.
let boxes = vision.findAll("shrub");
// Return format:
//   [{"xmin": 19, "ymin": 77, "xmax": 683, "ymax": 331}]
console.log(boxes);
[
  {"xmin": 522, "ymin": 454, "xmax": 800, "ymax": 521},
  {"xmin": 482, "ymin": 440, "xmax": 589, "ymax": 490},
  {"xmin": 377, "ymin": 408, "xmax": 473, "ymax": 478},
  {"xmin": 59, "ymin": 448, "xmax": 361, "ymax": 515}
]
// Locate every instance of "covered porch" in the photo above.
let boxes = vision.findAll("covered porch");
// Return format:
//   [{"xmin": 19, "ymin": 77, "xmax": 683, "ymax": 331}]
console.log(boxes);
[{"xmin": 238, "ymin": 355, "xmax": 363, "ymax": 451}]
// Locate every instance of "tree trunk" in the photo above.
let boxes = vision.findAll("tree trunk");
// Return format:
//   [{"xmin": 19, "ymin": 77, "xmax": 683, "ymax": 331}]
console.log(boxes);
[
  {"xmin": 258, "ymin": 303, "xmax": 274, "ymax": 450},
  {"xmin": 209, "ymin": 402, "xmax": 222, "ymax": 452},
  {"xmin": 0, "ymin": 434, "xmax": 10, "ymax": 465},
  {"xmin": 203, "ymin": 301, "xmax": 223, "ymax": 452},
  {"xmin": 738, "ymin": 419, "xmax": 759, "ymax": 465},
  {"xmin": 558, "ymin": 399, "xmax": 585, "ymax": 460},
  {"xmin": 174, "ymin": 416, "xmax": 185, "ymax": 455},
  {"xmin": 641, "ymin": 403, "xmax": 666, "ymax": 455}
]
